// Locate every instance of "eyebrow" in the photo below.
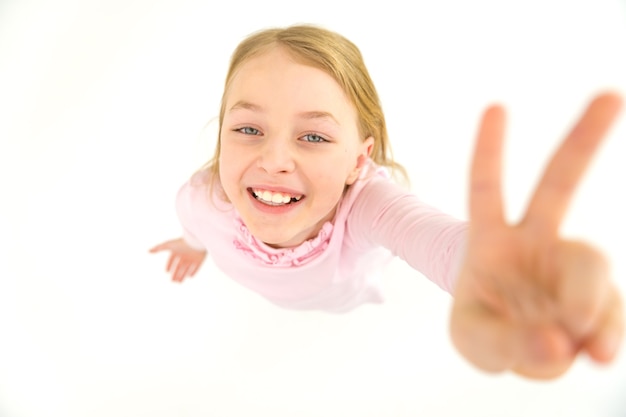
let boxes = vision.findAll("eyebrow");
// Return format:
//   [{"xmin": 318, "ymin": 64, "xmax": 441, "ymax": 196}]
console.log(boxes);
[
  {"xmin": 297, "ymin": 110, "xmax": 340, "ymax": 126},
  {"xmin": 229, "ymin": 100, "xmax": 262, "ymax": 112},
  {"xmin": 229, "ymin": 100, "xmax": 341, "ymax": 126}
]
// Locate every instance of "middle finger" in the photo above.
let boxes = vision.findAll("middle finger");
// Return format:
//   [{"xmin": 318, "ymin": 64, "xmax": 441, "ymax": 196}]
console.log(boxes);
[{"xmin": 522, "ymin": 93, "xmax": 622, "ymax": 234}]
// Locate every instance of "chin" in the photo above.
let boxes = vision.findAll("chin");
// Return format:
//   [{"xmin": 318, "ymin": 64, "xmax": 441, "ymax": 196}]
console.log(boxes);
[{"xmin": 262, "ymin": 234, "xmax": 300, "ymax": 248}]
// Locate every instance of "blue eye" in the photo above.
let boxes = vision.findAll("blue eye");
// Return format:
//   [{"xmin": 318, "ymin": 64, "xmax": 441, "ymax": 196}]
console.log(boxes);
[
  {"xmin": 237, "ymin": 126, "xmax": 261, "ymax": 135},
  {"xmin": 301, "ymin": 133, "xmax": 328, "ymax": 143}
]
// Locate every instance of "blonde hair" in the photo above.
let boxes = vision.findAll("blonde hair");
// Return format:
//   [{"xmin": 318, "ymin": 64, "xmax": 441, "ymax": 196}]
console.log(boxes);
[{"xmin": 201, "ymin": 24, "xmax": 407, "ymax": 187}]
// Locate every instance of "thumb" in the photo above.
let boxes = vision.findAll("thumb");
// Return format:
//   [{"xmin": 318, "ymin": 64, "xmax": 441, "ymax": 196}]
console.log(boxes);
[
  {"xmin": 450, "ymin": 301, "xmax": 521, "ymax": 373},
  {"xmin": 450, "ymin": 300, "xmax": 576, "ymax": 379},
  {"xmin": 149, "ymin": 242, "xmax": 170, "ymax": 253}
]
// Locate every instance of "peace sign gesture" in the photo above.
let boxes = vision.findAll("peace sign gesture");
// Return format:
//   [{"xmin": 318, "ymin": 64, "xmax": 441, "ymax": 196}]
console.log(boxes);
[{"xmin": 450, "ymin": 92, "xmax": 624, "ymax": 379}]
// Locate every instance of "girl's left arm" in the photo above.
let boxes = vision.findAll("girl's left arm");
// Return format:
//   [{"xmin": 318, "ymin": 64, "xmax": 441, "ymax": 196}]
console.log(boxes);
[
  {"xmin": 348, "ymin": 176, "xmax": 469, "ymax": 294},
  {"xmin": 351, "ymin": 92, "xmax": 624, "ymax": 380}
]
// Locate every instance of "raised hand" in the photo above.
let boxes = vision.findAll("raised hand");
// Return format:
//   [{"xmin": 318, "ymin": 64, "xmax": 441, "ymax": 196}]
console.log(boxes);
[
  {"xmin": 149, "ymin": 238, "xmax": 207, "ymax": 282},
  {"xmin": 450, "ymin": 92, "xmax": 624, "ymax": 379}
]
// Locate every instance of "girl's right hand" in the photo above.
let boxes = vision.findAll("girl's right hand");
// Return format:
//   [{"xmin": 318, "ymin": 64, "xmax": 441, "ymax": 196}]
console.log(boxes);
[{"xmin": 149, "ymin": 238, "xmax": 207, "ymax": 282}]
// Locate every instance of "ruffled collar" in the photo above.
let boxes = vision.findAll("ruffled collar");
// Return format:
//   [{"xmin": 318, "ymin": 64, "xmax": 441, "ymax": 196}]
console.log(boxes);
[{"xmin": 232, "ymin": 215, "xmax": 333, "ymax": 267}]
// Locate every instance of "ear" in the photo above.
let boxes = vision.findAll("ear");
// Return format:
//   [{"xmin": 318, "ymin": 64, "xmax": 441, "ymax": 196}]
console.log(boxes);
[{"xmin": 346, "ymin": 136, "xmax": 375, "ymax": 185}]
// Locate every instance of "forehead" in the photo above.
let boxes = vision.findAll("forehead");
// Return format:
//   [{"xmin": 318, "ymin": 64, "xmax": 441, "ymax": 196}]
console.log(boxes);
[{"xmin": 224, "ymin": 47, "xmax": 357, "ymax": 121}]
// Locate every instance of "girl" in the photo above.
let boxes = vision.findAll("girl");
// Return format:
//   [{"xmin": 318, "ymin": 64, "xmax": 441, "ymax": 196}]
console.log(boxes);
[{"xmin": 150, "ymin": 24, "xmax": 624, "ymax": 380}]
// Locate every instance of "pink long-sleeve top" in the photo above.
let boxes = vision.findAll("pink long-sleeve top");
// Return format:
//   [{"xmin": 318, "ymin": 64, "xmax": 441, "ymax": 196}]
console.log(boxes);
[{"xmin": 176, "ymin": 160, "xmax": 468, "ymax": 313}]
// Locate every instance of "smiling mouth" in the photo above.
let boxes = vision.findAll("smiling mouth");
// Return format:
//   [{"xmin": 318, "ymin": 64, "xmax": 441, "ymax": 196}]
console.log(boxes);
[{"xmin": 248, "ymin": 188, "xmax": 304, "ymax": 206}]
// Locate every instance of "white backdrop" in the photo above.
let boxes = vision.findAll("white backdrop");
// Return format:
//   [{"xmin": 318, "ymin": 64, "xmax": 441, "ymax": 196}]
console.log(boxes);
[{"xmin": 1, "ymin": 1, "xmax": 626, "ymax": 416}]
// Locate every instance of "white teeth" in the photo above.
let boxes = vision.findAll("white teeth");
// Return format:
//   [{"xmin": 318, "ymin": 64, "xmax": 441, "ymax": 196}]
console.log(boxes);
[{"xmin": 253, "ymin": 189, "xmax": 303, "ymax": 205}]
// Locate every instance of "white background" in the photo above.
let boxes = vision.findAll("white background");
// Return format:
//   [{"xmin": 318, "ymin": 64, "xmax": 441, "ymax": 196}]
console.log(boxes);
[{"xmin": 1, "ymin": 0, "xmax": 626, "ymax": 416}]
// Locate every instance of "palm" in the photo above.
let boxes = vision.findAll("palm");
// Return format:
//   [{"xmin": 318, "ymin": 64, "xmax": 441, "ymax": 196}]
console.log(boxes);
[
  {"xmin": 149, "ymin": 238, "xmax": 207, "ymax": 282},
  {"xmin": 450, "ymin": 93, "xmax": 624, "ymax": 379}
]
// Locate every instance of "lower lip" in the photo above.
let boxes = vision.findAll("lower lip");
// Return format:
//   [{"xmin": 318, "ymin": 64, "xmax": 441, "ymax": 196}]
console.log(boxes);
[{"xmin": 248, "ymin": 191, "xmax": 304, "ymax": 214}]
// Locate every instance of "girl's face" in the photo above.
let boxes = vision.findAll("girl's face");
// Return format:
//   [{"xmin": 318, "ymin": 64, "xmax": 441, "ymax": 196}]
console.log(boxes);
[{"xmin": 219, "ymin": 46, "xmax": 373, "ymax": 248}]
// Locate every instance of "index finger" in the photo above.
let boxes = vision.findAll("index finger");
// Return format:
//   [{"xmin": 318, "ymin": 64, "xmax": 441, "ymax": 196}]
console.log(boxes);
[
  {"xmin": 468, "ymin": 104, "xmax": 507, "ymax": 229},
  {"xmin": 522, "ymin": 92, "xmax": 623, "ymax": 234}
]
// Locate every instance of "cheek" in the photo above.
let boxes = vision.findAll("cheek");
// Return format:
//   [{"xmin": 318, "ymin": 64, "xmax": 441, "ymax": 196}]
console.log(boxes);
[
  {"xmin": 218, "ymin": 139, "xmax": 233, "ymax": 166},
  {"xmin": 218, "ymin": 143, "xmax": 241, "ymax": 192},
  {"xmin": 309, "ymin": 164, "xmax": 350, "ymax": 204},
  {"xmin": 220, "ymin": 138, "xmax": 256, "ymax": 169},
  {"xmin": 217, "ymin": 148, "xmax": 228, "ymax": 181}
]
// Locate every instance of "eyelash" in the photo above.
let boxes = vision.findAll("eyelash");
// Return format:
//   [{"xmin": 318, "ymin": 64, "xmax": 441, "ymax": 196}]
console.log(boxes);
[
  {"xmin": 236, "ymin": 126, "xmax": 261, "ymax": 136},
  {"xmin": 234, "ymin": 127, "xmax": 329, "ymax": 143},
  {"xmin": 300, "ymin": 133, "xmax": 328, "ymax": 143}
]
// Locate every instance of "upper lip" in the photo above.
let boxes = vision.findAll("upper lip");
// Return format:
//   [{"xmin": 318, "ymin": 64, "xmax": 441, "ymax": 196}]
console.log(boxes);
[{"xmin": 248, "ymin": 184, "xmax": 305, "ymax": 196}]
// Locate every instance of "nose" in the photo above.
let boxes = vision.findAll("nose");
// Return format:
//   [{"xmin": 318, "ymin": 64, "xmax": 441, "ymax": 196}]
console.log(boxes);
[{"xmin": 256, "ymin": 136, "xmax": 296, "ymax": 174}]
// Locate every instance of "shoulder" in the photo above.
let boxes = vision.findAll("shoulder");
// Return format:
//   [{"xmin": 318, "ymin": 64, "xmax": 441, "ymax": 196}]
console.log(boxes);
[
  {"xmin": 333, "ymin": 159, "xmax": 413, "ymax": 234},
  {"xmin": 187, "ymin": 165, "xmax": 214, "ymax": 188},
  {"xmin": 343, "ymin": 159, "xmax": 411, "ymax": 211},
  {"xmin": 177, "ymin": 166, "xmax": 231, "ymax": 213}
]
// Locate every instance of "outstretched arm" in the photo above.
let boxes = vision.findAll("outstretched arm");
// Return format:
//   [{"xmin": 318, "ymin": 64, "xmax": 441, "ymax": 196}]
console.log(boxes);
[{"xmin": 450, "ymin": 92, "xmax": 624, "ymax": 379}]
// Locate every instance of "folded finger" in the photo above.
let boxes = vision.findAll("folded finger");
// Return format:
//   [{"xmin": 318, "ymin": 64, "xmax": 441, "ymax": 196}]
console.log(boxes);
[
  {"xmin": 553, "ymin": 241, "xmax": 611, "ymax": 339},
  {"xmin": 583, "ymin": 287, "xmax": 624, "ymax": 363}
]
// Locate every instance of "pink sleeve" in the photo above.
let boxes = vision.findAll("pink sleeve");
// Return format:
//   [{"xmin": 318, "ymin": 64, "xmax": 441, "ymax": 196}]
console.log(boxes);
[
  {"xmin": 175, "ymin": 181, "xmax": 208, "ymax": 251},
  {"xmin": 347, "ymin": 178, "xmax": 468, "ymax": 294}
]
